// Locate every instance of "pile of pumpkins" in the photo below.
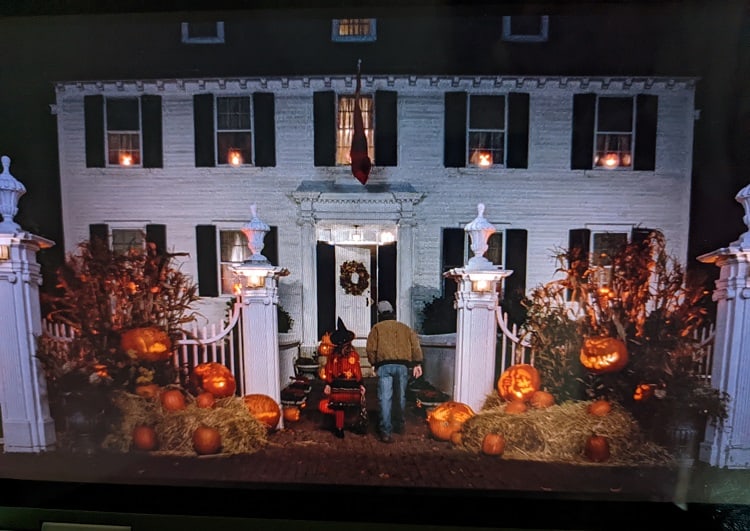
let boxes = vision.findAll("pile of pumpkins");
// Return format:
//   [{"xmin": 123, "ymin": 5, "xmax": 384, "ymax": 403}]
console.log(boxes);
[
  {"xmin": 426, "ymin": 363, "xmax": 615, "ymax": 462},
  {"xmin": 131, "ymin": 361, "xmax": 281, "ymax": 455}
]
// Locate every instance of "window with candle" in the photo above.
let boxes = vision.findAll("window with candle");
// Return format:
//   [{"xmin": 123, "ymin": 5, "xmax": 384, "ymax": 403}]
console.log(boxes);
[
  {"xmin": 106, "ymin": 97, "xmax": 141, "ymax": 167},
  {"xmin": 594, "ymin": 96, "xmax": 634, "ymax": 169},
  {"xmin": 468, "ymin": 95, "xmax": 506, "ymax": 168},
  {"xmin": 216, "ymin": 96, "xmax": 253, "ymax": 167},
  {"xmin": 331, "ymin": 18, "xmax": 377, "ymax": 42},
  {"xmin": 336, "ymin": 94, "xmax": 375, "ymax": 165}
]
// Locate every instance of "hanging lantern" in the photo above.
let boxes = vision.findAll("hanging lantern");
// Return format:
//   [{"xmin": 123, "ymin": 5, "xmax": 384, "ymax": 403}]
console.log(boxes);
[
  {"xmin": 579, "ymin": 336, "xmax": 629, "ymax": 374},
  {"xmin": 497, "ymin": 364, "xmax": 541, "ymax": 402}
]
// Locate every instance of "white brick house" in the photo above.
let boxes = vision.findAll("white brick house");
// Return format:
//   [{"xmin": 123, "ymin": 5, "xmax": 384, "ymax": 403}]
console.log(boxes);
[{"xmin": 52, "ymin": 74, "xmax": 696, "ymax": 354}]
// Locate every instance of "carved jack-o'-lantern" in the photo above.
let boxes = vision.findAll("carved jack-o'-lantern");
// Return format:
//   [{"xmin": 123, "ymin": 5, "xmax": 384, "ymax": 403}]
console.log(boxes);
[
  {"xmin": 427, "ymin": 401, "xmax": 475, "ymax": 441},
  {"xmin": 579, "ymin": 336, "xmax": 629, "ymax": 374},
  {"xmin": 497, "ymin": 364, "xmax": 541, "ymax": 402},
  {"xmin": 283, "ymin": 406, "xmax": 301, "ymax": 422},
  {"xmin": 633, "ymin": 383, "xmax": 655, "ymax": 401},
  {"xmin": 318, "ymin": 332, "xmax": 334, "ymax": 357},
  {"xmin": 243, "ymin": 394, "xmax": 281, "ymax": 429},
  {"xmin": 192, "ymin": 362, "xmax": 237, "ymax": 398},
  {"xmin": 120, "ymin": 327, "xmax": 173, "ymax": 362}
]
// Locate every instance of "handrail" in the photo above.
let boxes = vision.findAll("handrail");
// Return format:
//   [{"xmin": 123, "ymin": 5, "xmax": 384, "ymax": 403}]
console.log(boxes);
[
  {"xmin": 495, "ymin": 307, "xmax": 532, "ymax": 348},
  {"xmin": 176, "ymin": 300, "xmax": 242, "ymax": 345}
]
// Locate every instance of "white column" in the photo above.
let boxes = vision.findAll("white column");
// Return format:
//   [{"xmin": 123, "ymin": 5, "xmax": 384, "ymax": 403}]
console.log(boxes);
[
  {"xmin": 396, "ymin": 217, "xmax": 415, "ymax": 327},
  {"xmin": 298, "ymin": 215, "xmax": 318, "ymax": 357},
  {"xmin": 0, "ymin": 232, "xmax": 57, "ymax": 452}
]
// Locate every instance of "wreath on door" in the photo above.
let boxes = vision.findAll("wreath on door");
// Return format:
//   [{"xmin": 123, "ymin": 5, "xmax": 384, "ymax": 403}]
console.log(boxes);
[{"xmin": 339, "ymin": 260, "xmax": 370, "ymax": 296}]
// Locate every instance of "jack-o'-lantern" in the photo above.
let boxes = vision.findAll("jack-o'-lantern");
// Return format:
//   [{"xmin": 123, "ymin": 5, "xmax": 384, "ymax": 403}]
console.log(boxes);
[
  {"xmin": 481, "ymin": 433, "xmax": 506, "ymax": 456},
  {"xmin": 318, "ymin": 332, "xmax": 334, "ymax": 357},
  {"xmin": 427, "ymin": 401, "xmax": 475, "ymax": 441},
  {"xmin": 529, "ymin": 390, "xmax": 555, "ymax": 409},
  {"xmin": 497, "ymin": 364, "xmax": 540, "ymax": 401},
  {"xmin": 504, "ymin": 400, "xmax": 528, "ymax": 414},
  {"xmin": 243, "ymin": 394, "xmax": 281, "ymax": 429},
  {"xmin": 191, "ymin": 362, "xmax": 236, "ymax": 398},
  {"xmin": 160, "ymin": 389, "xmax": 186, "ymax": 411},
  {"xmin": 633, "ymin": 383, "xmax": 655, "ymax": 401},
  {"xmin": 584, "ymin": 434, "xmax": 611, "ymax": 462},
  {"xmin": 120, "ymin": 327, "xmax": 173, "ymax": 362},
  {"xmin": 587, "ymin": 399, "xmax": 612, "ymax": 416},
  {"xmin": 283, "ymin": 406, "xmax": 301, "ymax": 422},
  {"xmin": 193, "ymin": 425, "xmax": 222, "ymax": 455},
  {"xmin": 579, "ymin": 336, "xmax": 628, "ymax": 374}
]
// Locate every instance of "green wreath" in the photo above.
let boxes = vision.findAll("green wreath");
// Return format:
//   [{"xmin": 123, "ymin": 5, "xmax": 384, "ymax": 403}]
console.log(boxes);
[{"xmin": 339, "ymin": 260, "xmax": 370, "ymax": 296}]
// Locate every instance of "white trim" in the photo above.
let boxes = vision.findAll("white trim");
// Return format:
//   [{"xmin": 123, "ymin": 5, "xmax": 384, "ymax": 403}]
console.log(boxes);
[
  {"xmin": 181, "ymin": 22, "xmax": 225, "ymax": 44},
  {"xmin": 502, "ymin": 15, "xmax": 549, "ymax": 43}
]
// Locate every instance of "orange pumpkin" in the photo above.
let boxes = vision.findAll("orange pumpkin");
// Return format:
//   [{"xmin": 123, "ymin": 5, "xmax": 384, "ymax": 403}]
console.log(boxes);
[
  {"xmin": 427, "ymin": 401, "xmax": 475, "ymax": 441},
  {"xmin": 120, "ymin": 327, "xmax": 173, "ymax": 362},
  {"xmin": 579, "ymin": 336, "xmax": 629, "ymax": 374},
  {"xmin": 160, "ymin": 389, "xmax": 186, "ymax": 411},
  {"xmin": 504, "ymin": 400, "xmax": 528, "ymax": 414},
  {"xmin": 587, "ymin": 399, "xmax": 612, "ymax": 417},
  {"xmin": 318, "ymin": 332, "xmax": 334, "ymax": 357},
  {"xmin": 481, "ymin": 433, "xmax": 506, "ymax": 456},
  {"xmin": 193, "ymin": 425, "xmax": 222, "ymax": 455},
  {"xmin": 195, "ymin": 391, "xmax": 216, "ymax": 409},
  {"xmin": 633, "ymin": 383, "xmax": 655, "ymax": 401},
  {"xmin": 135, "ymin": 383, "xmax": 161, "ymax": 399},
  {"xmin": 318, "ymin": 397, "xmax": 334, "ymax": 415},
  {"xmin": 132, "ymin": 425, "xmax": 158, "ymax": 451},
  {"xmin": 529, "ymin": 390, "xmax": 555, "ymax": 409},
  {"xmin": 584, "ymin": 434, "xmax": 611, "ymax": 462},
  {"xmin": 243, "ymin": 394, "xmax": 281, "ymax": 429},
  {"xmin": 497, "ymin": 364, "xmax": 540, "ymax": 401},
  {"xmin": 283, "ymin": 406, "xmax": 301, "ymax": 422},
  {"xmin": 192, "ymin": 362, "xmax": 236, "ymax": 398}
]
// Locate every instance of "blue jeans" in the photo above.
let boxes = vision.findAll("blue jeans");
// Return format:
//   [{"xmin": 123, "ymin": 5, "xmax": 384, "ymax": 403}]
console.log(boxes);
[{"xmin": 376, "ymin": 363, "xmax": 408, "ymax": 437}]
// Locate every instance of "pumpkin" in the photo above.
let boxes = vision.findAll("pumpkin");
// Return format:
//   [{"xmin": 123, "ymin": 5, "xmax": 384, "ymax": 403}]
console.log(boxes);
[
  {"xmin": 579, "ymin": 336, "xmax": 629, "ymax": 374},
  {"xmin": 160, "ymin": 389, "xmax": 187, "ymax": 411},
  {"xmin": 193, "ymin": 425, "xmax": 222, "ymax": 455},
  {"xmin": 135, "ymin": 383, "xmax": 161, "ymax": 399},
  {"xmin": 587, "ymin": 399, "xmax": 612, "ymax": 417},
  {"xmin": 243, "ymin": 394, "xmax": 281, "ymax": 429},
  {"xmin": 318, "ymin": 398, "xmax": 334, "ymax": 415},
  {"xmin": 283, "ymin": 406, "xmax": 301, "ymax": 422},
  {"xmin": 481, "ymin": 433, "xmax": 506, "ymax": 456},
  {"xmin": 584, "ymin": 434, "xmax": 611, "ymax": 462},
  {"xmin": 529, "ymin": 390, "xmax": 555, "ymax": 409},
  {"xmin": 318, "ymin": 332, "xmax": 334, "ymax": 357},
  {"xmin": 633, "ymin": 383, "xmax": 655, "ymax": 401},
  {"xmin": 132, "ymin": 425, "xmax": 158, "ymax": 451},
  {"xmin": 195, "ymin": 391, "xmax": 216, "ymax": 409},
  {"xmin": 120, "ymin": 326, "xmax": 173, "ymax": 362},
  {"xmin": 497, "ymin": 364, "xmax": 540, "ymax": 401},
  {"xmin": 504, "ymin": 400, "xmax": 528, "ymax": 414},
  {"xmin": 427, "ymin": 401, "xmax": 475, "ymax": 441},
  {"xmin": 192, "ymin": 362, "xmax": 236, "ymax": 398}
]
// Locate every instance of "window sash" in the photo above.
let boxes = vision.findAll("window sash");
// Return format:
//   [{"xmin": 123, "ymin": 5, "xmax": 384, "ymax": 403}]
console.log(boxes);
[
  {"xmin": 105, "ymin": 98, "xmax": 142, "ymax": 167},
  {"xmin": 467, "ymin": 95, "xmax": 506, "ymax": 167},
  {"xmin": 590, "ymin": 231, "xmax": 628, "ymax": 289},
  {"xmin": 332, "ymin": 19, "xmax": 377, "ymax": 42},
  {"xmin": 336, "ymin": 95, "xmax": 374, "ymax": 165},
  {"xmin": 219, "ymin": 230, "xmax": 251, "ymax": 295},
  {"xmin": 111, "ymin": 228, "xmax": 145, "ymax": 254},
  {"xmin": 594, "ymin": 96, "xmax": 635, "ymax": 169},
  {"xmin": 216, "ymin": 96, "xmax": 253, "ymax": 165}
]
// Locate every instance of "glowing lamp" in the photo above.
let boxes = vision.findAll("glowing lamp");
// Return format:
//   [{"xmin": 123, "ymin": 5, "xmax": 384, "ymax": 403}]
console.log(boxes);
[
  {"xmin": 119, "ymin": 153, "xmax": 133, "ymax": 166},
  {"xmin": 0, "ymin": 245, "xmax": 9, "ymax": 261},
  {"xmin": 470, "ymin": 150, "xmax": 493, "ymax": 167},
  {"xmin": 601, "ymin": 153, "xmax": 619, "ymax": 169},
  {"xmin": 468, "ymin": 272, "xmax": 495, "ymax": 293},
  {"xmin": 579, "ymin": 336, "xmax": 629, "ymax": 374},
  {"xmin": 620, "ymin": 153, "xmax": 632, "ymax": 167},
  {"xmin": 228, "ymin": 150, "xmax": 243, "ymax": 166}
]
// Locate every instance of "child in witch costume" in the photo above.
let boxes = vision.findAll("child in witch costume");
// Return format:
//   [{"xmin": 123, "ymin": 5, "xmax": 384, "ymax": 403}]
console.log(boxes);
[{"xmin": 319, "ymin": 318, "xmax": 368, "ymax": 438}]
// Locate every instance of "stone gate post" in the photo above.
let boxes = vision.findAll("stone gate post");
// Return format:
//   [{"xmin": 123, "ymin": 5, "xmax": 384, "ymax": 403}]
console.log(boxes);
[
  {"xmin": 697, "ymin": 183, "xmax": 750, "ymax": 468},
  {"xmin": 232, "ymin": 205, "xmax": 289, "ymax": 429},
  {"xmin": 445, "ymin": 204, "xmax": 512, "ymax": 413},
  {"xmin": 0, "ymin": 155, "xmax": 56, "ymax": 452}
]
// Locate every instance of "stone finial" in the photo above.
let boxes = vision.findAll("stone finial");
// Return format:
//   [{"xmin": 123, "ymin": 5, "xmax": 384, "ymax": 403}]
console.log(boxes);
[
  {"xmin": 241, "ymin": 204, "xmax": 270, "ymax": 263},
  {"xmin": 733, "ymin": 183, "xmax": 750, "ymax": 249},
  {"xmin": 0, "ymin": 155, "xmax": 26, "ymax": 232},
  {"xmin": 464, "ymin": 203, "xmax": 496, "ymax": 269}
]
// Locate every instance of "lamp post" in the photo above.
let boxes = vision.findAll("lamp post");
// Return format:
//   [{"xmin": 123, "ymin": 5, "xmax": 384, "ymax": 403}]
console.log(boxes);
[
  {"xmin": 444, "ymin": 203, "xmax": 512, "ymax": 412},
  {"xmin": 232, "ymin": 205, "xmax": 289, "ymax": 429}
]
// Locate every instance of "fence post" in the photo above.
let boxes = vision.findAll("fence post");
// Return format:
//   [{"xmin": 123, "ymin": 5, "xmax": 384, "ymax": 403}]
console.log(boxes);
[
  {"xmin": 444, "ymin": 204, "xmax": 513, "ymax": 413},
  {"xmin": 0, "ymin": 155, "xmax": 56, "ymax": 452},
  {"xmin": 697, "ymin": 182, "xmax": 750, "ymax": 469}
]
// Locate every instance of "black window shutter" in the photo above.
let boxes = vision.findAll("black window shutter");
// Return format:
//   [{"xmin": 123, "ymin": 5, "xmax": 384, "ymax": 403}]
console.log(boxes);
[
  {"xmin": 313, "ymin": 91, "xmax": 336, "ymax": 167},
  {"xmin": 506, "ymin": 92, "xmax": 530, "ymax": 169},
  {"xmin": 263, "ymin": 226, "xmax": 278, "ymax": 266},
  {"xmin": 316, "ymin": 241, "xmax": 336, "ymax": 338},
  {"xmin": 146, "ymin": 224, "xmax": 167, "ymax": 255},
  {"xmin": 571, "ymin": 93, "xmax": 596, "ymax": 170},
  {"xmin": 377, "ymin": 242, "xmax": 397, "ymax": 314},
  {"xmin": 195, "ymin": 224, "xmax": 219, "ymax": 297},
  {"xmin": 253, "ymin": 92, "xmax": 276, "ymax": 167},
  {"xmin": 194, "ymin": 94, "xmax": 216, "ymax": 167},
  {"xmin": 374, "ymin": 90, "xmax": 398, "ymax": 166},
  {"xmin": 634, "ymin": 94, "xmax": 658, "ymax": 171},
  {"xmin": 84, "ymin": 95, "xmax": 105, "ymax": 168},
  {"xmin": 504, "ymin": 229, "xmax": 528, "ymax": 298},
  {"xmin": 89, "ymin": 223, "xmax": 109, "ymax": 246},
  {"xmin": 444, "ymin": 92, "xmax": 467, "ymax": 167},
  {"xmin": 141, "ymin": 95, "xmax": 163, "ymax": 169},
  {"xmin": 442, "ymin": 227, "xmax": 465, "ymax": 295}
]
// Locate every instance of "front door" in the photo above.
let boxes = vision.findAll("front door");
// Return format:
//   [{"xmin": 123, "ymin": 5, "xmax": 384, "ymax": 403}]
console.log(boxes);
[{"xmin": 335, "ymin": 245, "xmax": 373, "ymax": 339}]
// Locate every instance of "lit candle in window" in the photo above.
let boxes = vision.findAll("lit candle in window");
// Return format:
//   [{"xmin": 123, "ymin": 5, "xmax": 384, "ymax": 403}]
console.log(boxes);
[
  {"xmin": 120, "ymin": 153, "xmax": 133, "ymax": 166},
  {"xmin": 620, "ymin": 153, "xmax": 632, "ymax": 167},
  {"xmin": 602, "ymin": 153, "xmax": 619, "ymax": 168},
  {"xmin": 229, "ymin": 150, "xmax": 243, "ymax": 166},
  {"xmin": 471, "ymin": 150, "xmax": 493, "ymax": 167}
]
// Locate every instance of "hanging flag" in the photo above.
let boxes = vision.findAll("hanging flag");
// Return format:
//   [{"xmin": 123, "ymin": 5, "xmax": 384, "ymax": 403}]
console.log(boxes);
[{"xmin": 350, "ymin": 59, "xmax": 371, "ymax": 185}]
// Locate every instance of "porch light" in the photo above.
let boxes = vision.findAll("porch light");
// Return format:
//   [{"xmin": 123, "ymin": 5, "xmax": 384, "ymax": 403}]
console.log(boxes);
[
  {"xmin": 229, "ymin": 149, "xmax": 243, "ymax": 166},
  {"xmin": 352, "ymin": 225, "xmax": 362, "ymax": 242},
  {"xmin": 0, "ymin": 155, "xmax": 25, "ymax": 232},
  {"xmin": 379, "ymin": 230, "xmax": 395, "ymax": 244},
  {"xmin": 119, "ymin": 153, "xmax": 133, "ymax": 166},
  {"xmin": 469, "ymin": 273, "xmax": 496, "ymax": 293}
]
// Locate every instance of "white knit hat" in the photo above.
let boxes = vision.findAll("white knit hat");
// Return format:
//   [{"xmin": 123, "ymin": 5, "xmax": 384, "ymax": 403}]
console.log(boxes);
[{"xmin": 377, "ymin": 300, "xmax": 394, "ymax": 314}]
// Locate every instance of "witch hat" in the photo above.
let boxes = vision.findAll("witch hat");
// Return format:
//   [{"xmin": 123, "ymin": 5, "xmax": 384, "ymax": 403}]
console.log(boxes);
[{"xmin": 330, "ymin": 317, "xmax": 355, "ymax": 346}]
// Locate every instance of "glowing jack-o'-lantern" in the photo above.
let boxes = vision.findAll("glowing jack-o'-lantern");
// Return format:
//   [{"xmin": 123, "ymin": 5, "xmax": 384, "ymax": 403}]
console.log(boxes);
[
  {"xmin": 497, "ymin": 364, "xmax": 541, "ymax": 402},
  {"xmin": 427, "ymin": 401, "xmax": 475, "ymax": 441},
  {"xmin": 318, "ymin": 332, "xmax": 334, "ymax": 357},
  {"xmin": 243, "ymin": 394, "xmax": 281, "ymax": 429},
  {"xmin": 120, "ymin": 327, "xmax": 173, "ymax": 362},
  {"xmin": 192, "ymin": 362, "xmax": 236, "ymax": 398},
  {"xmin": 633, "ymin": 383, "xmax": 655, "ymax": 401},
  {"xmin": 579, "ymin": 336, "xmax": 629, "ymax": 374}
]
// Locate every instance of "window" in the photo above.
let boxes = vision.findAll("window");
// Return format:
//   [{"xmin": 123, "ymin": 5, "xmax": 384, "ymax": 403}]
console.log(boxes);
[
  {"xmin": 181, "ymin": 22, "xmax": 225, "ymax": 44},
  {"xmin": 216, "ymin": 96, "xmax": 253, "ymax": 166},
  {"xmin": 111, "ymin": 228, "xmax": 145, "ymax": 254},
  {"xmin": 468, "ymin": 95, "xmax": 506, "ymax": 167},
  {"xmin": 336, "ymin": 94, "xmax": 374, "ymax": 165},
  {"xmin": 89, "ymin": 224, "xmax": 166, "ymax": 255},
  {"xmin": 219, "ymin": 230, "xmax": 250, "ymax": 295},
  {"xmin": 502, "ymin": 15, "xmax": 549, "ymax": 42},
  {"xmin": 332, "ymin": 19, "xmax": 376, "ymax": 42},
  {"xmin": 594, "ymin": 97, "xmax": 634, "ymax": 169},
  {"xmin": 106, "ymin": 98, "xmax": 141, "ymax": 167},
  {"xmin": 591, "ymin": 231, "xmax": 628, "ymax": 288}
]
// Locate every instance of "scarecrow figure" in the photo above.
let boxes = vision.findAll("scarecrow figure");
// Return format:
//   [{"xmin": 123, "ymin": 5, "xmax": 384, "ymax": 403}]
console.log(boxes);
[{"xmin": 318, "ymin": 317, "xmax": 368, "ymax": 438}]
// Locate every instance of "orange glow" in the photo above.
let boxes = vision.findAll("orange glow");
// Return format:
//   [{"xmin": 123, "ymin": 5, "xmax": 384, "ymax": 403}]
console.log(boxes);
[
  {"xmin": 228, "ymin": 150, "xmax": 243, "ymax": 166},
  {"xmin": 620, "ymin": 153, "xmax": 632, "ymax": 167},
  {"xmin": 601, "ymin": 153, "xmax": 619, "ymax": 168},
  {"xmin": 119, "ymin": 153, "xmax": 133, "ymax": 166}
]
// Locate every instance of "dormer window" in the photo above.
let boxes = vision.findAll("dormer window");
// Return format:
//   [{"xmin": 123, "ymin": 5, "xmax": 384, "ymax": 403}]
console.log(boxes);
[
  {"xmin": 181, "ymin": 22, "xmax": 225, "ymax": 44},
  {"xmin": 502, "ymin": 16, "xmax": 549, "ymax": 43},
  {"xmin": 332, "ymin": 19, "xmax": 377, "ymax": 42}
]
